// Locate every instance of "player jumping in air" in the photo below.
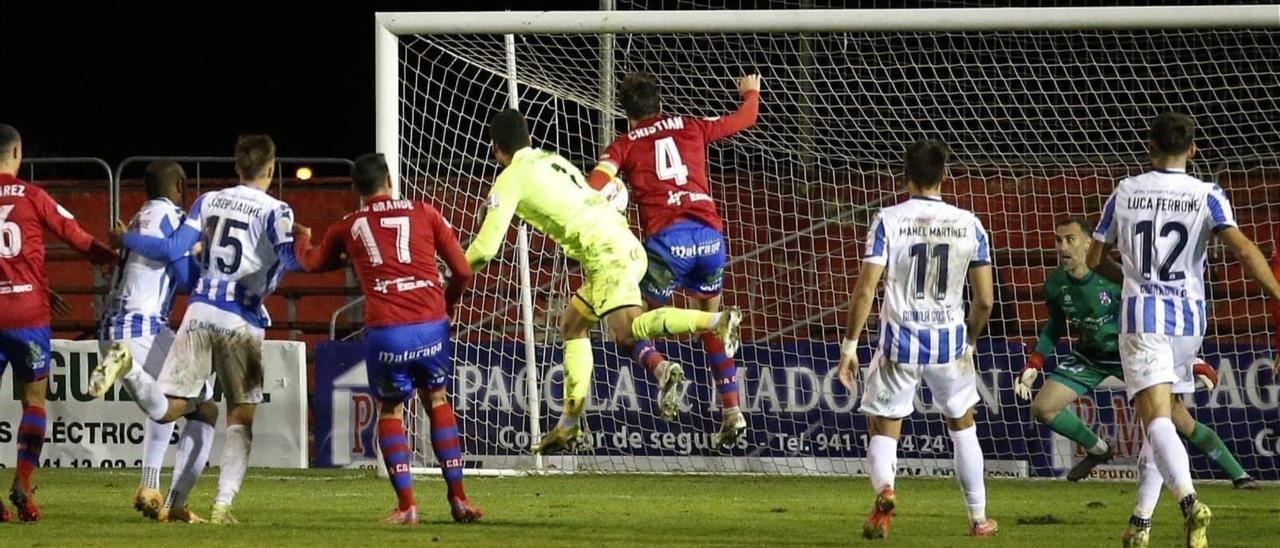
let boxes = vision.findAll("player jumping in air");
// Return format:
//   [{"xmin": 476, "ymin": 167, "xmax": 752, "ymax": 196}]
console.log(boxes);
[
  {"xmin": 1014, "ymin": 216, "xmax": 1258, "ymax": 489},
  {"xmin": 98, "ymin": 135, "xmax": 308, "ymax": 524},
  {"xmin": 88, "ymin": 161, "xmax": 219, "ymax": 521},
  {"xmin": 586, "ymin": 72, "xmax": 760, "ymax": 447},
  {"xmin": 1088, "ymin": 112, "xmax": 1280, "ymax": 548},
  {"xmin": 294, "ymin": 153, "xmax": 482, "ymax": 524},
  {"xmin": 0, "ymin": 124, "xmax": 118, "ymax": 523},
  {"xmin": 836, "ymin": 140, "xmax": 999, "ymax": 539},
  {"xmin": 468, "ymin": 110, "xmax": 743, "ymax": 454}
]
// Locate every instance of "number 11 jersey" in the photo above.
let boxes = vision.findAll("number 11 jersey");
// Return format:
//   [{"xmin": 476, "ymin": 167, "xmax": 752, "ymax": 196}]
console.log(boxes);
[
  {"xmin": 863, "ymin": 196, "xmax": 991, "ymax": 365},
  {"xmin": 1093, "ymin": 168, "xmax": 1236, "ymax": 336}
]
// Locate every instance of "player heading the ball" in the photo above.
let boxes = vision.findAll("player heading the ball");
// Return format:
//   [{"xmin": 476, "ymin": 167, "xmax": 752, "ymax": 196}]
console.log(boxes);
[
  {"xmin": 586, "ymin": 72, "xmax": 760, "ymax": 448},
  {"xmin": 294, "ymin": 153, "xmax": 482, "ymax": 524},
  {"xmin": 1088, "ymin": 112, "xmax": 1280, "ymax": 548},
  {"xmin": 835, "ymin": 139, "xmax": 998, "ymax": 539},
  {"xmin": 466, "ymin": 109, "xmax": 743, "ymax": 455}
]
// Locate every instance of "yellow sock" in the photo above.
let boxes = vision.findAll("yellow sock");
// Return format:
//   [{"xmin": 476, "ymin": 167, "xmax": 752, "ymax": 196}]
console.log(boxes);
[
  {"xmin": 562, "ymin": 338, "xmax": 594, "ymax": 404},
  {"xmin": 631, "ymin": 308, "xmax": 715, "ymax": 340}
]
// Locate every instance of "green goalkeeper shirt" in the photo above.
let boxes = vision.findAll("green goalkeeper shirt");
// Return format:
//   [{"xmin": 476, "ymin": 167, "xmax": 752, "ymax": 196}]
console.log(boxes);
[
  {"xmin": 1035, "ymin": 268, "xmax": 1122, "ymax": 359},
  {"xmin": 465, "ymin": 147, "xmax": 632, "ymax": 272}
]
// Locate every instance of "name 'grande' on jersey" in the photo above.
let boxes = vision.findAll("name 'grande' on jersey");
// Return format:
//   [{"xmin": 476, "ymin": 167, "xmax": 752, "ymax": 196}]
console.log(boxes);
[
  {"xmin": 596, "ymin": 94, "xmax": 757, "ymax": 237},
  {"xmin": 864, "ymin": 196, "xmax": 991, "ymax": 365},
  {"xmin": 1093, "ymin": 168, "xmax": 1236, "ymax": 336},
  {"xmin": 315, "ymin": 196, "xmax": 464, "ymax": 327},
  {"xmin": 187, "ymin": 185, "xmax": 295, "ymax": 323}
]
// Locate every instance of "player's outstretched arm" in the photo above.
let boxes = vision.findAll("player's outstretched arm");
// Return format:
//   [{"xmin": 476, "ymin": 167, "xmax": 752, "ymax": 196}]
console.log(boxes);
[
  {"xmin": 464, "ymin": 174, "xmax": 521, "ymax": 272},
  {"xmin": 1218, "ymin": 227, "xmax": 1280, "ymax": 303},
  {"xmin": 118, "ymin": 195, "xmax": 205, "ymax": 263},
  {"xmin": 35, "ymin": 188, "xmax": 117, "ymax": 264},
  {"xmin": 294, "ymin": 224, "xmax": 347, "ymax": 274},
  {"xmin": 702, "ymin": 74, "xmax": 762, "ymax": 142},
  {"xmin": 836, "ymin": 262, "xmax": 884, "ymax": 393},
  {"xmin": 966, "ymin": 265, "xmax": 995, "ymax": 348}
]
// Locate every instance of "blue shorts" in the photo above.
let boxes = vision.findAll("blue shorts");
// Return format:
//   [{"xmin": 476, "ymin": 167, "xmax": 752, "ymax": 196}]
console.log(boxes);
[
  {"xmin": 0, "ymin": 326, "xmax": 52, "ymax": 382},
  {"xmin": 641, "ymin": 221, "xmax": 727, "ymax": 305},
  {"xmin": 365, "ymin": 320, "xmax": 452, "ymax": 403}
]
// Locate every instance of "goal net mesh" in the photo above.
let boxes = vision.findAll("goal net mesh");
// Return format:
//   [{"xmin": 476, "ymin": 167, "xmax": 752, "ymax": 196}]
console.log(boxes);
[{"xmin": 392, "ymin": 16, "xmax": 1280, "ymax": 478}]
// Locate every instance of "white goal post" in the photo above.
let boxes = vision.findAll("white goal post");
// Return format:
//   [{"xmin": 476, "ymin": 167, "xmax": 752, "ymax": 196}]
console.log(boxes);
[{"xmin": 374, "ymin": 6, "xmax": 1280, "ymax": 478}]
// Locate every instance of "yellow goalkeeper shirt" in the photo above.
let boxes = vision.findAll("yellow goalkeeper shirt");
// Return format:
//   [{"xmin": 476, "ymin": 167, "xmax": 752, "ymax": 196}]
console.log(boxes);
[{"xmin": 465, "ymin": 147, "xmax": 632, "ymax": 271}]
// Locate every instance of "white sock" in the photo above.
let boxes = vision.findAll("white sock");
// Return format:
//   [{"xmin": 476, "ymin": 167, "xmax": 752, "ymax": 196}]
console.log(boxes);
[
  {"xmin": 1133, "ymin": 440, "xmax": 1161, "ymax": 521},
  {"xmin": 140, "ymin": 419, "xmax": 176, "ymax": 490},
  {"xmin": 1087, "ymin": 438, "xmax": 1110, "ymax": 456},
  {"xmin": 949, "ymin": 425, "xmax": 987, "ymax": 523},
  {"xmin": 125, "ymin": 369, "xmax": 170, "ymax": 422},
  {"xmin": 866, "ymin": 435, "xmax": 898, "ymax": 493},
  {"xmin": 1146, "ymin": 416, "xmax": 1196, "ymax": 501},
  {"xmin": 214, "ymin": 424, "xmax": 252, "ymax": 506},
  {"xmin": 165, "ymin": 420, "xmax": 215, "ymax": 510}
]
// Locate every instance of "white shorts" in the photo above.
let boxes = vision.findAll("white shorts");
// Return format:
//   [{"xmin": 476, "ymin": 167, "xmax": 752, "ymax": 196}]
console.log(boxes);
[
  {"xmin": 159, "ymin": 302, "xmax": 265, "ymax": 405},
  {"xmin": 858, "ymin": 349, "xmax": 980, "ymax": 420},
  {"xmin": 1119, "ymin": 333, "xmax": 1200, "ymax": 399},
  {"xmin": 100, "ymin": 327, "xmax": 174, "ymax": 380}
]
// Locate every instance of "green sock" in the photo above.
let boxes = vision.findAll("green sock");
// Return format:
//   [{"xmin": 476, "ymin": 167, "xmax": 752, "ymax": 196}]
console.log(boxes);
[
  {"xmin": 631, "ymin": 308, "xmax": 714, "ymax": 340},
  {"xmin": 1047, "ymin": 409, "xmax": 1103, "ymax": 453},
  {"xmin": 1185, "ymin": 422, "xmax": 1247, "ymax": 480}
]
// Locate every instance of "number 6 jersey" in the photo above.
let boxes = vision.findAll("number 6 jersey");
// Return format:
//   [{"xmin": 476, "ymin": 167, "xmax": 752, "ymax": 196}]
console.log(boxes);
[
  {"xmin": 1093, "ymin": 168, "xmax": 1236, "ymax": 336},
  {"xmin": 863, "ymin": 196, "xmax": 992, "ymax": 365}
]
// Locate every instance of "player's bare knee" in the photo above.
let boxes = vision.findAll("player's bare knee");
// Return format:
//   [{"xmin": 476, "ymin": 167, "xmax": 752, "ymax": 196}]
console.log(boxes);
[
  {"xmin": 19, "ymin": 379, "xmax": 47, "ymax": 407},
  {"xmin": 227, "ymin": 403, "xmax": 257, "ymax": 428},
  {"xmin": 378, "ymin": 400, "xmax": 405, "ymax": 418},
  {"xmin": 946, "ymin": 409, "xmax": 976, "ymax": 431},
  {"xmin": 424, "ymin": 388, "xmax": 448, "ymax": 407},
  {"xmin": 1029, "ymin": 397, "xmax": 1059, "ymax": 424},
  {"xmin": 867, "ymin": 416, "xmax": 903, "ymax": 440},
  {"xmin": 186, "ymin": 401, "xmax": 219, "ymax": 425}
]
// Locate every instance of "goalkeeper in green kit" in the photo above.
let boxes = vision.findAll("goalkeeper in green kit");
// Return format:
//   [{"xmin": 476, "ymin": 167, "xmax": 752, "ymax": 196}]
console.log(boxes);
[{"xmin": 1015, "ymin": 217, "xmax": 1257, "ymax": 488}]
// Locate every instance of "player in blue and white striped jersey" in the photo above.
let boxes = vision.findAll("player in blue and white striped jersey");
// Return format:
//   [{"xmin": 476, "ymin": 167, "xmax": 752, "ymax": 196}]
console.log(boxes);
[
  {"xmin": 835, "ymin": 140, "xmax": 998, "ymax": 539},
  {"xmin": 98, "ymin": 136, "xmax": 307, "ymax": 524},
  {"xmin": 1088, "ymin": 112, "xmax": 1280, "ymax": 548},
  {"xmin": 88, "ymin": 161, "xmax": 218, "ymax": 522}
]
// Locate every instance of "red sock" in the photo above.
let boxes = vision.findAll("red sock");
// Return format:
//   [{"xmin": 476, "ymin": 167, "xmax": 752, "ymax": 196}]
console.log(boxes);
[
  {"xmin": 427, "ymin": 401, "xmax": 466, "ymax": 501},
  {"xmin": 16, "ymin": 405, "xmax": 46, "ymax": 492},
  {"xmin": 377, "ymin": 417, "xmax": 415, "ymax": 510},
  {"xmin": 700, "ymin": 333, "xmax": 740, "ymax": 410},
  {"xmin": 631, "ymin": 340, "xmax": 665, "ymax": 375}
]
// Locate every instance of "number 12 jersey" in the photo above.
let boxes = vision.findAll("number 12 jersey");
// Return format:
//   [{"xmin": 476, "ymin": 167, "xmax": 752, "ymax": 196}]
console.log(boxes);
[{"xmin": 1093, "ymin": 168, "xmax": 1236, "ymax": 336}]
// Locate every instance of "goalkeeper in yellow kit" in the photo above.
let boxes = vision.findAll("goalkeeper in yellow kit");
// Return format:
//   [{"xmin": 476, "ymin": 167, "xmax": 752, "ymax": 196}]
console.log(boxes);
[{"xmin": 466, "ymin": 110, "xmax": 744, "ymax": 453}]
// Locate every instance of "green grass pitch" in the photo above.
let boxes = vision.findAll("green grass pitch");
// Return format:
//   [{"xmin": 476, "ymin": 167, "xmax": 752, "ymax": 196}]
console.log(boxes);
[{"xmin": 3, "ymin": 469, "xmax": 1276, "ymax": 546}]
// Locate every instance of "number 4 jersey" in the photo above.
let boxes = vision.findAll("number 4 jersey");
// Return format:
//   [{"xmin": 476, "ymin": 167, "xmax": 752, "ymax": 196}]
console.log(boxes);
[
  {"xmin": 864, "ymin": 196, "xmax": 992, "ymax": 365},
  {"xmin": 1093, "ymin": 168, "xmax": 1236, "ymax": 336},
  {"xmin": 296, "ymin": 195, "xmax": 470, "ymax": 328},
  {"xmin": 593, "ymin": 90, "xmax": 759, "ymax": 238}
]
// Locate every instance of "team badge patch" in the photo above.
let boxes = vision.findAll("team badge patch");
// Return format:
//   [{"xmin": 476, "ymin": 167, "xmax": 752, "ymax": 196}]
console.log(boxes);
[{"xmin": 1099, "ymin": 291, "xmax": 1112, "ymax": 305}]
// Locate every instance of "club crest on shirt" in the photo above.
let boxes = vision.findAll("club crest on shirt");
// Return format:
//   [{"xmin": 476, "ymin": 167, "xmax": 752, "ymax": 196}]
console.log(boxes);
[
  {"xmin": 1099, "ymin": 291, "xmax": 1113, "ymax": 306},
  {"xmin": 1063, "ymin": 294, "xmax": 1073, "ymax": 305}
]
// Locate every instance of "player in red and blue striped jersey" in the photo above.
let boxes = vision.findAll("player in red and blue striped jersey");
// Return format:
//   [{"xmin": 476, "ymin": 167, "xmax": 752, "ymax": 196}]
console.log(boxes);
[
  {"xmin": 0, "ymin": 124, "xmax": 118, "ymax": 523},
  {"xmin": 586, "ymin": 72, "xmax": 759, "ymax": 448},
  {"xmin": 294, "ymin": 153, "xmax": 481, "ymax": 525}
]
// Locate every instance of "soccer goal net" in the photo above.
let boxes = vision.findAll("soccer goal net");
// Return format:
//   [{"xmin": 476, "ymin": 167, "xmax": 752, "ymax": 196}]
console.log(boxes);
[{"xmin": 377, "ymin": 6, "xmax": 1280, "ymax": 478}]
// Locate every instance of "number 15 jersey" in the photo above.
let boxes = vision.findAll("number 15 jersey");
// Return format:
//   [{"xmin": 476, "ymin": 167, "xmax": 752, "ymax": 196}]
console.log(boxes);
[
  {"xmin": 864, "ymin": 196, "xmax": 991, "ymax": 365},
  {"xmin": 1093, "ymin": 168, "xmax": 1236, "ymax": 336}
]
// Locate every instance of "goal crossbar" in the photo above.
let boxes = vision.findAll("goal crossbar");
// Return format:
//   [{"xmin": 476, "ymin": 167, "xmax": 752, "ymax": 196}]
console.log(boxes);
[{"xmin": 377, "ymin": 6, "xmax": 1280, "ymax": 35}]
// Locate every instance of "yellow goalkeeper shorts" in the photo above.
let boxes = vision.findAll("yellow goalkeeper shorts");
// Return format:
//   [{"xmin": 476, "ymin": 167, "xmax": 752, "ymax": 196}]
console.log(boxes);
[{"xmin": 571, "ymin": 231, "xmax": 647, "ymax": 322}]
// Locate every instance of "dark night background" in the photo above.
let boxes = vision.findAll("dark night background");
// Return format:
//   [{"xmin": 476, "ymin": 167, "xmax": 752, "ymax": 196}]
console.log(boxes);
[
  {"xmin": 3, "ymin": 0, "xmax": 1265, "ymax": 163},
  {"xmin": 1, "ymin": 1, "xmax": 601, "ymax": 163}
]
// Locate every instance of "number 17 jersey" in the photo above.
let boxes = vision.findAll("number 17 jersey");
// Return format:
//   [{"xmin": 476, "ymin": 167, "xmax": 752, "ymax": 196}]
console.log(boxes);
[
  {"xmin": 1093, "ymin": 168, "xmax": 1236, "ymax": 336},
  {"xmin": 863, "ymin": 196, "xmax": 991, "ymax": 365}
]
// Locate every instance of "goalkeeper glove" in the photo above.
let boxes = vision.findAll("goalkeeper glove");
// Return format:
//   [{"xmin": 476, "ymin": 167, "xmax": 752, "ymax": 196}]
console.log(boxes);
[
  {"xmin": 1193, "ymin": 358, "xmax": 1219, "ymax": 391},
  {"xmin": 1014, "ymin": 351, "xmax": 1046, "ymax": 401}
]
